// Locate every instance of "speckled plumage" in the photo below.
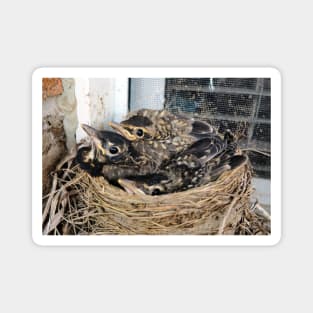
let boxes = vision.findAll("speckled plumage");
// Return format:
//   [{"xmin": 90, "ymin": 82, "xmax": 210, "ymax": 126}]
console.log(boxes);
[
  {"xmin": 110, "ymin": 109, "xmax": 218, "ymax": 169},
  {"xmin": 118, "ymin": 134, "xmax": 247, "ymax": 195},
  {"xmin": 113, "ymin": 108, "xmax": 217, "ymax": 140}
]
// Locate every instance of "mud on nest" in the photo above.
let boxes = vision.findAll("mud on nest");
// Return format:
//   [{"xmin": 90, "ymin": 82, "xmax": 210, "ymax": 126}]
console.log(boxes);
[{"xmin": 42, "ymin": 152, "xmax": 270, "ymax": 235}]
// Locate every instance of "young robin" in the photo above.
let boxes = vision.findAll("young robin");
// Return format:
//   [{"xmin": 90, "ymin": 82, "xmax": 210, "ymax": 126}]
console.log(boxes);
[
  {"xmin": 109, "ymin": 109, "xmax": 218, "ymax": 170},
  {"xmin": 118, "ymin": 135, "xmax": 247, "ymax": 195}
]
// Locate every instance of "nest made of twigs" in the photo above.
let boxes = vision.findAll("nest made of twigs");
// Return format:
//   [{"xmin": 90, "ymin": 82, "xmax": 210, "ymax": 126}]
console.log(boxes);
[{"xmin": 42, "ymin": 153, "xmax": 270, "ymax": 236}]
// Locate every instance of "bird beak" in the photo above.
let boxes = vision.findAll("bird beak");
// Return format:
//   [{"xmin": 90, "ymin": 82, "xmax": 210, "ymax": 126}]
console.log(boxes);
[
  {"xmin": 81, "ymin": 124, "xmax": 107, "ymax": 155},
  {"xmin": 118, "ymin": 178, "xmax": 146, "ymax": 195},
  {"xmin": 109, "ymin": 122, "xmax": 137, "ymax": 141},
  {"xmin": 81, "ymin": 124, "xmax": 99, "ymax": 138}
]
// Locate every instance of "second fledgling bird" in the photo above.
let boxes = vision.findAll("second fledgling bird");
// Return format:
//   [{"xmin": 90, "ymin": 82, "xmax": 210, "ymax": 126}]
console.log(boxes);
[
  {"xmin": 109, "ymin": 108, "xmax": 218, "ymax": 170},
  {"xmin": 118, "ymin": 134, "xmax": 247, "ymax": 195}
]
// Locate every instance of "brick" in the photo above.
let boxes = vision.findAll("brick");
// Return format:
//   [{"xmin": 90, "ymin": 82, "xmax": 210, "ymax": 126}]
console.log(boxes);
[{"xmin": 42, "ymin": 78, "xmax": 63, "ymax": 100}]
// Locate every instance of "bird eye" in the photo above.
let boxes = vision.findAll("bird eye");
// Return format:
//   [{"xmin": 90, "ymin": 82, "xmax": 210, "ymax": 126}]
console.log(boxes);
[
  {"xmin": 135, "ymin": 128, "xmax": 144, "ymax": 137},
  {"xmin": 152, "ymin": 188, "xmax": 161, "ymax": 195},
  {"xmin": 109, "ymin": 146, "xmax": 119, "ymax": 155}
]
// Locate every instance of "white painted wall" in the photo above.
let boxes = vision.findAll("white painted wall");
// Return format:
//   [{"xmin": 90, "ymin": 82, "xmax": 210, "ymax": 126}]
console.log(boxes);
[
  {"xmin": 75, "ymin": 78, "xmax": 90, "ymax": 142},
  {"xmin": 75, "ymin": 78, "xmax": 128, "ymax": 142}
]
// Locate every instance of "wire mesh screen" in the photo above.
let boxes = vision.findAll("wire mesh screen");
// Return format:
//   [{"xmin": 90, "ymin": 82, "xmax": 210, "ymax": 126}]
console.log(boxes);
[{"xmin": 164, "ymin": 78, "xmax": 271, "ymax": 178}]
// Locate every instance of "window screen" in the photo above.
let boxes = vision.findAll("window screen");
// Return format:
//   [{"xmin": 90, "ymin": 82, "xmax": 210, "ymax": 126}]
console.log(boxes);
[{"xmin": 164, "ymin": 78, "xmax": 271, "ymax": 178}]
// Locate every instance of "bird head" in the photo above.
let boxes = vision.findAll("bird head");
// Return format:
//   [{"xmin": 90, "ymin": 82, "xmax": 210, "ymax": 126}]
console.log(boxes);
[
  {"xmin": 109, "ymin": 108, "xmax": 179, "ymax": 141},
  {"xmin": 81, "ymin": 124, "xmax": 131, "ymax": 164},
  {"xmin": 109, "ymin": 115, "xmax": 157, "ymax": 141}
]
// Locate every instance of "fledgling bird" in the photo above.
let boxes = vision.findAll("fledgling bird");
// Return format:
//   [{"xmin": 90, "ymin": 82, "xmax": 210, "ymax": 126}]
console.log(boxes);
[
  {"xmin": 110, "ymin": 108, "xmax": 217, "ymax": 141},
  {"xmin": 109, "ymin": 108, "xmax": 218, "ymax": 170},
  {"xmin": 76, "ymin": 124, "xmax": 144, "ymax": 181},
  {"xmin": 118, "ymin": 155, "xmax": 247, "ymax": 195},
  {"xmin": 118, "ymin": 135, "xmax": 247, "ymax": 195}
]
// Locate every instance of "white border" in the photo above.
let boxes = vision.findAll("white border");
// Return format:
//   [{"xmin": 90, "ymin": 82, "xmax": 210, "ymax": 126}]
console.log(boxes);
[{"xmin": 32, "ymin": 67, "xmax": 281, "ymax": 246}]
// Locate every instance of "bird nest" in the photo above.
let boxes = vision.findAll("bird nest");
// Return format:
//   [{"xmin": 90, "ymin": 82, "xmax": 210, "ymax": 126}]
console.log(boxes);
[{"xmin": 42, "ymin": 152, "xmax": 270, "ymax": 236}]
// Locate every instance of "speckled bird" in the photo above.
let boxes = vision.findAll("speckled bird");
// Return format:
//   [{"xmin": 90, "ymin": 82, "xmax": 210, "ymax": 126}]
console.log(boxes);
[
  {"xmin": 110, "ymin": 109, "xmax": 217, "ymax": 141},
  {"xmin": 118, "ymin": 134, "xmax": 247, "ymax": 195},
  {"xmin": 109, "ymin": 109, "xmax": 218, "ymax": 170}
]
